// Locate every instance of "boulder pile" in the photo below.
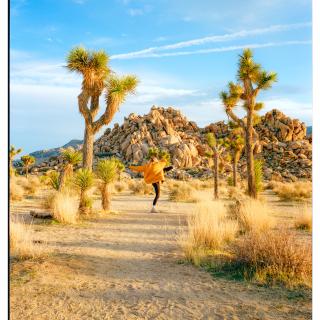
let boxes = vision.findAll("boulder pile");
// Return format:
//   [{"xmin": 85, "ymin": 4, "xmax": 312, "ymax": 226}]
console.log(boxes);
[{"xmin": 28, "ymin": 106, "xmax": 312, "ymax": 182}]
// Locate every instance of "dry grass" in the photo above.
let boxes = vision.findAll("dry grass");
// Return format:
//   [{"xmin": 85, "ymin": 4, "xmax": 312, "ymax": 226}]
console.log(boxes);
[
  {"xmin": 129, "ymin": 179, "xmax": 153, "ymax": 195},
  {"xmin": 52, "ymin": 192, "xmax": 79, "ymax": 224},
  {"xmin": 189, "ymin": 179, "xmax": 213, "ymax": 190},
  {"xmin": 294, "ymin": 206, "xmax": 312, "ymax": 231},
  {"xmin": 10, "ymin": 180, "xmax": 24, "ymax": 201},
  {"xmin": 178, "ymin": 201, "xmax": 238, "ymax": 265},
  {"xmin": 41, "ymin": 191, "xmax": 57, "ymax": 210},
  {"xmin": 10, "ymin": 220, "xmax": 47, "ymax": 260},
  {"xmin": 114, "ymin": 181, "xmax": 126, "ymax": 193},
  {"xmin": 229, "ymin": 199, "xmax": 275, "ymax": 233},
  {"xmin": 14, "ymin": 175, "xmax": 42, "ymax": 195},
  {"xmin": 227, "ymin": 186, "xmax": 246, "ymax": 200},
  {"xmin": 232, "ymin": 229, "xmax": 312, "ymax": 287},
  {"xmin": 169, "ymin": 183, "xmax": 198, "ymax": 202},
  {"xmin": 272, "ymin": 181, "xmax": 312, "ymax": 201}
]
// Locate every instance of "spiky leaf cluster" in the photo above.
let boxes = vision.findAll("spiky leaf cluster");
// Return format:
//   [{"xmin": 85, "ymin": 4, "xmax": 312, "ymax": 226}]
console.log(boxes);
[{"xmin": 73, "ymin": 168, "xmax": 94, "ymax": 191}]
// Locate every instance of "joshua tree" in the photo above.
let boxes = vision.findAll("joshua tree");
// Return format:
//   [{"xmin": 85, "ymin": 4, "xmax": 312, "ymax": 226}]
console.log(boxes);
[
  {"xmin": 73, "ymin": 168, "xmax": 94, "ymax": 215},
  {"xmin": 206, "ymin": 133, "xmax": 226, "ymax": 199},
  {"xmin": 220, "ymin": 48, "xmax": 277, "ymax": 198},
  {"xmin": 9, "ymin": 146, "xmax": 22, "ymax": 177},
  {"xmin": 225, "ymin": 127, "xmax": 245, "ymax": 187},
  {"xmin": 147, "ymin": 147, "xmax": 171, "ymax": 165},
  {"xmin": 20, "ymin": 155, "xmax": 35, "ymax": 178},
  {"xmin": 66, "ymin": 47, "xmax": 138, "ymax": 170},
  {"xmin": 58, "ymin": 147, "xmax": 82, "ymax": 191},
  {"xmin": 96, "ymin": 158, "xmax": 123, "ymax": 212}
]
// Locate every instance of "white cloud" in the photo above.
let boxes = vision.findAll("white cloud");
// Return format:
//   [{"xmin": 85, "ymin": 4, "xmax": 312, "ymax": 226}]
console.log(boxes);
[
  {"xmin": 111, "ymin": 40, "xmax": 311, "ymax": 60},
  {"xmin": 110, "ymin": 22, "xmax": 311, "ymax": 59},
  {"xmin": 128, "ymin": 8, "xmax": 144, "ymax": 16}
]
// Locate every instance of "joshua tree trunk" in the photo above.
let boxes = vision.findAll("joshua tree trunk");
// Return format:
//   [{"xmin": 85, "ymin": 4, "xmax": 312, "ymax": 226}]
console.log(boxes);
[
  {"xmin": 246, "ymin": 108, "xmax": 257, "ymax": 198},
  {"xmin": 79, "ymin": 190, "xmax": 90, "ymax": 215},
  {"xmin": 58, "ymin": 164, "xmax": 73, "ymax": 191},
  {"xmin": 232, "ymin": 157, "xmax": 237, "ymax": 187},
  {"xmin": 25, "ymin": 166, "xmax": 29, "ymax": 178},
  {"xmin": 83, "ymin": 127, "xmax": 94, "ymax": 170},
  {"xmin": 213, "ymin": 153, "xmax": 219, "ymax": 199},
  {"xmin": 101, "ymin": 183, "xmax": 111, "ymax": 211}
]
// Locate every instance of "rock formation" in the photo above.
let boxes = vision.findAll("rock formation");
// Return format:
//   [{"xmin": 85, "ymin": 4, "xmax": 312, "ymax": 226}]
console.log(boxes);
[{"xmin": 27, "ymin": 106, "xmax": 312, "ymax": 182}]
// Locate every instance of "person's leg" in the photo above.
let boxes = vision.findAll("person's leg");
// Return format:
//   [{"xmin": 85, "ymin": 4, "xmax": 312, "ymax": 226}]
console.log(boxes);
[{"xmin": 151, "ymin": 182, "xmax": 160, "ymax": 212}]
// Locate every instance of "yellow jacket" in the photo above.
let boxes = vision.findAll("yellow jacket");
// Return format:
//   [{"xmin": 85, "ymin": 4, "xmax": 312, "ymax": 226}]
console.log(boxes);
[{"xmin": 129, "ymin": 160, "xmax": 167, "ymax": 184}]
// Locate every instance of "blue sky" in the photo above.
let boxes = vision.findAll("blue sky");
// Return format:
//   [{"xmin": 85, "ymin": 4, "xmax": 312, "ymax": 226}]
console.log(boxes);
[{"xmin": 10, "ymin": 0, "xmax": 312, "ymax": 154}]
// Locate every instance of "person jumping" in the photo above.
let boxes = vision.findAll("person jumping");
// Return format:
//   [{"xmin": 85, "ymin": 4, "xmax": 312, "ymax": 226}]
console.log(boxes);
[{"xmin": 129, "ymin": 155, "xmax": 173, "ymax": 213}]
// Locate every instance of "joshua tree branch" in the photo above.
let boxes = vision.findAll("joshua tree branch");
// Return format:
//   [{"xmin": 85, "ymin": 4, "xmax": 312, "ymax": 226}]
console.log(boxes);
[
  {"xmin": 92, "ymin": 100, "xmax": 119, "ymax": 134},
  {"xmin": 226, "ymin": 107, "xmax": 245, "ymax": 129},
  {"xmin": 78, "ymin": 90, "xmax": 92, "ymax": 125}
]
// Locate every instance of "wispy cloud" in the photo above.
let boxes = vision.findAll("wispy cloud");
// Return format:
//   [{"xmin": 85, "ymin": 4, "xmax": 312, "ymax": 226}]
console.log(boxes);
[
  {"xmin": 128, "ymin": 8, "xmax": 144, "ymax": 16},
  {"xmin": 110, "ymin": 22, "xmax": 311, "ymax": 60},
  {"xmin": 111, "ymin": 40, "xmax": 311, "ymax": 60}
]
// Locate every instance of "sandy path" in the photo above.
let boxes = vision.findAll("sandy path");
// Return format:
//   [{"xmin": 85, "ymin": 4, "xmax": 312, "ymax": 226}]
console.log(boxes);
[{"xmin": 10, "ymin": 192, "xmax": 311, "ymax": 320}]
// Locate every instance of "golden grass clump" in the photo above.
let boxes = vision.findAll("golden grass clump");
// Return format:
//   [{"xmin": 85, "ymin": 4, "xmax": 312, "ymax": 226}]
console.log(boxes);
[
  {"xmin": 10, "ymin": 180, "xmax": 24, "ymax": 201},
  {"xmin": 41, "ymin": 191, "xmax": 57, "ymax": 210},
  {"xmin": 10, "ymin": 221, "xmax": 46, "ymax": 260},
  {"xmin": 227, "ymin": 186, "xmax": 246, "ymax": 200},
  {"xmin": 20, "ymin": 175, "xmax": 41, "ymax": 195},
  {"xmin": 114, "ymin": 181, "xmax": 126, "ymax": 193},
  {"xmin": 273, "ymin": 181, "xmax": 312, "ymax": 201},
  {"xmin": 232, "ymin": 229, "xmax": 312, "ymax": 287},
  {"xmin": 178, "ymin": 201, "xmax": 238, "ymax": 264},
  {"xmin": 52, "ymin": 192, "xmax": 78, "ymax": 224},
  {"xmin": 229, "ymin": 199, "xmax": 275, "ymax": 233},
  {"xmin": 129, "ymin": 179, "xmax": 153, "ymax": 195},
  {"xmin": 294, "ymin": 206, "xmax": 312, "ymax": 231},
  {"xmin": 169, "ymin": 183, "xmax": 198, "ymax": 202}
]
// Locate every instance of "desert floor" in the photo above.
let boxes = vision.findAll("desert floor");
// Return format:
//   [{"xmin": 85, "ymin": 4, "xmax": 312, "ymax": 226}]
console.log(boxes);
[{"xmin": 10, "ymin": 188, "xmax": 311, "ymax": 320}]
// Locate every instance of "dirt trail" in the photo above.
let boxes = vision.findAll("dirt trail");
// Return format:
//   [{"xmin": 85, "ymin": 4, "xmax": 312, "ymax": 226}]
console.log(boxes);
[{"xmin": 10, "ymin": 192, "xmax": 311, "ymax": 320}]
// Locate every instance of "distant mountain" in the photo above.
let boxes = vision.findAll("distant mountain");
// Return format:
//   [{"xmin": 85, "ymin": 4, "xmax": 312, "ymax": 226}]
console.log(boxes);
[
  {"xmin": 307, "ymin": 126, "xmax": 312, "ymax": 135},
  {"xmin": 28, "ymin": 139, "xmax": 83, "ymax": 164}
]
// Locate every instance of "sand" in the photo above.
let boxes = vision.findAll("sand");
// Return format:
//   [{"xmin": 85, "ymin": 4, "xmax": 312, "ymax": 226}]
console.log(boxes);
[{"xmin": 10, "ymin": 190, "xmax": 311, "ymax": 320}]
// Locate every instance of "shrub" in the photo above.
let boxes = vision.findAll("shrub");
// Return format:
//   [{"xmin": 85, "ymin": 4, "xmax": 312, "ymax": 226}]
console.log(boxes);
[
  {"xmin": 294, "ymin": 206, "xmax": 312, "ymax": 231},
  {"xmin": 10, "ymin": 180, "xmax": 24, "ymax": 201},
  {"xmin": 129, "ymin": 180, "xmax": 153, "ymax": 195},
  {"xmin": 178, "ymin": 201, "xmax": 238, "ymax": 264},
  {"xmin": 52, "ymin": 192, "xmax": 78, "ymax": 224},
  {"xmin": 232, "ymin": 229, "xmax": 312, "ymax": 287},
  {"xmin": 169, "ymin": 183, "xmax": 197, "ymax": 202},
  {"xmin": 229, "ymin": 199, "xmax": 275, "ymax": 233},
  {"xmin": 273, "ymin": 181, "xmax": 312, "ymax": 201},
  {"xmin": 22, "ymin": 176, "xmax": 41, "ymax": 195},
  {"xmin": 10, "ymin": 221, "xmax": 46, "ymax": 259},
  {"xmin": 114, "ymin": 181, "xmax": 126, "ymax": 193},
  {"xmin": 41, "ymin": 191, "xmax": 57, "ymax": 210}
]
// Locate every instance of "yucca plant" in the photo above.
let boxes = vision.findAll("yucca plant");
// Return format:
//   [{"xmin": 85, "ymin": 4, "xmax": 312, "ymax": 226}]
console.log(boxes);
[
  {"xmin": 58, "ymin": 147, "xmax": 82, "ymax": 191},
  {"xmin": 66, "ymin": 46, "xmax": 138, "ymax": 170},
  {"xmin": 47, "ymin": 170, "xmax": 60, "ymax": 190},
  {"xmin": 20, "ymin": 155, "xmax": 35, "ymax": 178},
  {"xmin": 220, "ymin": 48, "xmax": 277, "ymax": 198},
  {"xmin": 206, "ymin": 133, "xmax": 226, "ymax": 199},
  {"xmin": 147, "ymin": 147, "xmax": 171, "ymax": 165},
  {"xmin": 225, "ymin": 126, "xmax": 245, "ymax": 187},
  {"xmin": 254, "ymin": 159, "xmax": 264, "ymax": 194},
  {"xmin": 96, "ymin": 158, "xmax": 123, "ymax": 211},
  {"xmin": 9, "ymin": 145, "xmax": 22, "ymax": 177},
  {"xmin": 73, "ymin": 168, "xmax": 94, "ymax": 215}
]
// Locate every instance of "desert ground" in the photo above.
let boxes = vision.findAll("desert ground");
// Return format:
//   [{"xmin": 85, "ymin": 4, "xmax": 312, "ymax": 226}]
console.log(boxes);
[{"xmin": 10, "ymin": 182, "xmax": 311, "ymax": 320}]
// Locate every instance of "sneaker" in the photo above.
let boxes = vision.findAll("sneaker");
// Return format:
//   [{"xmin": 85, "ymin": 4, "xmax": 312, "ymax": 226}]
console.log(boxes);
[{"xmin": 150, "ymin": 207, "xmax": 159, "ymax": 213}]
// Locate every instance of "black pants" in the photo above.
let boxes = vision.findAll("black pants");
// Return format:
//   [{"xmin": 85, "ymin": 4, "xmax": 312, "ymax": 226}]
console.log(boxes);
[
  {"xmin": 152, "ymin": 182, "xmax": 160, "ymax": 206},
  {"xmin": 152, "ymin": 166, "xmax": 173, "ymax": 206}
]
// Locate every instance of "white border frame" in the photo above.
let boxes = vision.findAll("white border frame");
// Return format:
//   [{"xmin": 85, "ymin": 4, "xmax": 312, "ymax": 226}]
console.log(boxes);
[{"xmin": 0, "ymin": 0, "xmax": 8, "ymax": 318}]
